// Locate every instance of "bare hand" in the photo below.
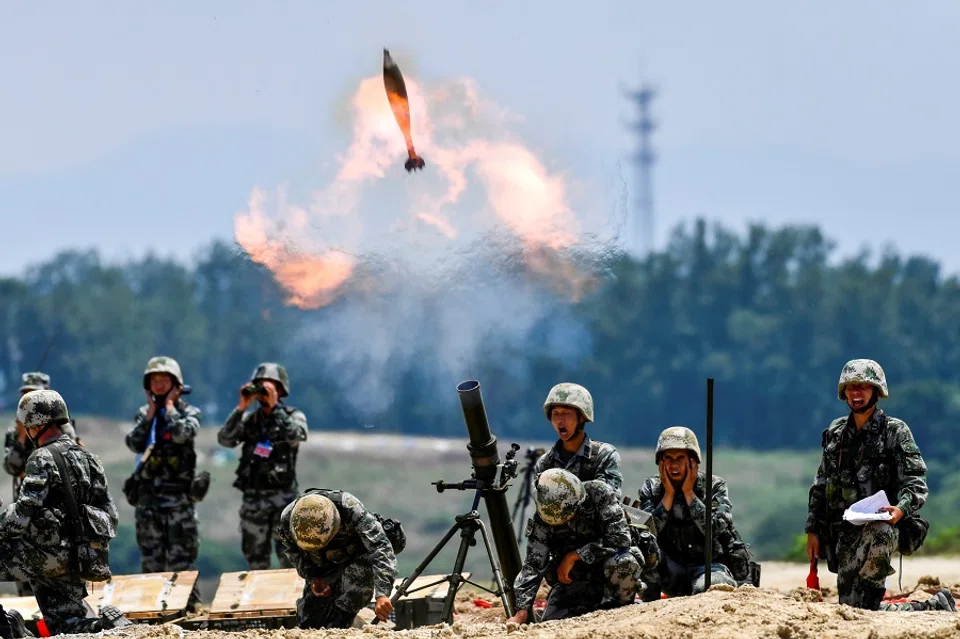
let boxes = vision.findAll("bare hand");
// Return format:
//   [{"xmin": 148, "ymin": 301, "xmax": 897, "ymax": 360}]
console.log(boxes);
[
  {"xmin": 144, "ymin": 390, "xmax": 158, "ymax": 419},
  {"xmin": 806, "ymin": 533, "xmax": 819, "ymax": 560},
  {"xmin": 682, "ymin": 458, "xmax": 699, "ymax": 503},
  {"xmin": 879, "ymin": 505, "xmax": 904, "ymax": 524},
  {"xmin": 557, "ymin": 551, "xmax": 580, "ymax": 584},
  {"xmin": 660, "ymin": 461, "xmax": 674, "ymax": 497},
  {"xmin": 165, "ymin": 386, "xmax": 181, "ymax": 412},
  {"xmin": 238, "ymin": 384, "xmax": 254, "ymax": 412},
  {"xmin": 261, "ymin": 380, "xmax": 280, "ymax": 409},
  {"xmin": 659, "ymin": 461, "xmax": 675, "ymax": 510},
  {"xmin": 374, "ymin": 596, "xmax": 393, "ymax": 621},
  {"xmin": 310, "ymin": 578, "xmax": 332, "ymax": 597},
  {"xmin": 506, "ymin": 609, "xmax": 529, "ymax": 625}
]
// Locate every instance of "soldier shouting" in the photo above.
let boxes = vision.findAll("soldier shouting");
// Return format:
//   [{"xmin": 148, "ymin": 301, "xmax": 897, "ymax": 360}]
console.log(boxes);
[{"xmin": 534, "ymin": 383, "xmax": 623, "ymax": 498}]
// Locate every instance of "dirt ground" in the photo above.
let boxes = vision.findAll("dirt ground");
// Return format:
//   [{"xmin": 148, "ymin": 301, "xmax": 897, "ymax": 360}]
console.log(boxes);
[{"xmin": 69, "ymin": 558, "xmax": 960, "ymax": 639}]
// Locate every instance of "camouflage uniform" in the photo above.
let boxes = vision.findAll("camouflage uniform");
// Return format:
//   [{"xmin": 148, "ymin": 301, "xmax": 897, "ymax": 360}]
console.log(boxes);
[
  {"xmin": 637, "ymin": 427, "xmax": 753, "ymax": 599},
  {"xmin": 534, "ymin": 436, "xmax": 623, "ymax": 499},
  {"xmin": 218, "ymin": 363, "xmax": 308, "ymax": 569},
  {"xmin": 638, "ymin": 473, "xmax": 747, "ymax": 597},
  {"xmin": 126, "ymin": 398, "xmax": 202, "ymax": 573},
  {"xmin": 276, "ymin": 490, "xmax": 397, "ymax": 629},
  {"xmin": 538, "ymin": 383, "xmax": 623, "ymax": 498},
  {"xmin": 1, "ymin": 390, "xmax": 130, "ymax": 634},
  {"xmin": 125, "ymin": 357, "xmax": 202, "ymax": 578},
  {"xmin": 805, "ymin": 359, "xmax": 953, "ymax": 612},
  {"xmin": 514, "ymin": 473, "xmax": 645, "ymax": 621},
  {"xmin": 2, "ymin": 372, "xmax": 79, "ymax": 598}
]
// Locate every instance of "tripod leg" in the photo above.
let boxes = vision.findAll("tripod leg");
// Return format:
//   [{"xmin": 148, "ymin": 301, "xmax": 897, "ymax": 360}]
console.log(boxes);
[
  {"xmin": 440, "ymin": 520, "xmax": 479, "ymax": 624},
  {"xmin": 389, "ymin": 520, "xmax": 463, "ymax": 607},
  {"xmin": 477, "ymin": 521, "xmax": 515, "ymax": 617}
]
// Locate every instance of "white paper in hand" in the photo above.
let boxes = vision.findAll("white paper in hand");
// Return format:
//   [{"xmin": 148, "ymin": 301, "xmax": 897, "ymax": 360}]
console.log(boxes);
[{"xmin": 842, "ymin": 490, "xmax": 893, "ymax": 525}]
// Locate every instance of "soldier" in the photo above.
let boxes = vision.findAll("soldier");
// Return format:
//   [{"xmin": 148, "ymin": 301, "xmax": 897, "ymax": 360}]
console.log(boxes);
[
  {"xmin": 276, "ymin": 490, "xmax": 397, "ymax": 629},
  {"xmin": 534, "ymin": 383, "xmax": 623, "ymax": 498},
  {"xmin": 805, "ymin": 359, "xmax": 955, "ymax": 612},
  {"xmin": 506, "ymin": 469, "xmax": 645, "ymax": 625},
  {"xmin": 125, "ymin": 356, "xmax": 203, "ymax": 609},
  {"xmin": 0, "ymin": 390, "xmax": 132, "ymax": 634},
  {"xmin": 218, "ymin": 363, "xmax": 308, "ymax": 569},
  {"xmin": 637, "ymin": 426, "xmax": 754, "ymax": 600},
  {"xmin": 3, "ymin": 372, "xmax": 81, "ymax": 597}
]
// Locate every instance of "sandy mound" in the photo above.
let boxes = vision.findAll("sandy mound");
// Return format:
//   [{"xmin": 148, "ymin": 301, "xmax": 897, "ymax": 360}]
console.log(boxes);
[{"xmin": 80, "ymin": 584, "xmax": 958, "ymax": 639}]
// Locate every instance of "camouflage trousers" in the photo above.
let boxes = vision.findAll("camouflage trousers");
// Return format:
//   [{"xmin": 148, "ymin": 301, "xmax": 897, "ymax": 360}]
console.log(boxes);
[
  {"xmin": 542, "ymin": 548, "xmax": 644, "ymax": 621},
  {"xmin": 239, "ymin": 489, "xmax": 296, "ymax": 570},
  {"xmin": 135, "ymin": 500, "xmax": 203, "ymax": 610},
  {"xmin": 135, "ymin": 501, "xmax": 199, "ymax": 572},
  {"xmin": 835, "ymin": 521, "xmax": 897, "ymax": 609},
  {"xmin": 296, "ymin": 559, "xmax": 375, "ymax": 629},
  {"xmin": 0, "ymin": 537, "xmax": 96, "ymax": 635},
  {"xmin": 644, "ymin": 553, "xmax": 738, "ymax": 600}
]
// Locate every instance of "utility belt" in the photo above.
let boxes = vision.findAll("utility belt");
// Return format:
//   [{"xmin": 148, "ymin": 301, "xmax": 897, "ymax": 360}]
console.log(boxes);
[{"xmin": 123, "ymin": 472, "xmax": 211, "ymax": 507}]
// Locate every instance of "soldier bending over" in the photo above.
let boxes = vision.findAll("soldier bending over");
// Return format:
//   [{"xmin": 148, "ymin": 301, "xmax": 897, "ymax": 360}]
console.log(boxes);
[
  {"xmin": 277, "ymin": 489, "xmax": 398, "ymax": 629},
  {"xmin": 506, "ymin": 469, "xmax": 645, "ymax": 624}
]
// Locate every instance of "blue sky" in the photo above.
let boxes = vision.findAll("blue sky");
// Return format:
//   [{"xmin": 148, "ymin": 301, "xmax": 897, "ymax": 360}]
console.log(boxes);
[{"xmin": 2, "ymin": 1, "xmax": 958, "ymax": 277}]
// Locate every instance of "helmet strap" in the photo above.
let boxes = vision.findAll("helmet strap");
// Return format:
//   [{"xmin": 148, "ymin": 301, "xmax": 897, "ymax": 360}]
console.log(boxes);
[{"xmin": 25, "ymin": 423, "xmax": 55, "ymax": 448}]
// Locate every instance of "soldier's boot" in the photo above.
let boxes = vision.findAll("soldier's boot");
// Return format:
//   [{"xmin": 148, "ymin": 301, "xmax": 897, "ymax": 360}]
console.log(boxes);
[
  {"xmin": 187, "ymin": 584, "xmax": 203, "ymax": 613},
  {"xmin": 879, "ymin": 589, "xmax": 957, "ymax": 612},
  {"xmin": 5, "ymin": 611, "xmax": 33, "ymax": 638},
  {"xmin": 98, "ymin": 605, "xmax": 135, "ymax": 629},
  {"xmin": 910, "ymin": 589, "xmax": 956, "ymax": 612},
  {"xmin": 861, "ymin": 585, "xmax": 886, "ymax": 611},
  {"xmin": 0, "ymin": 605, "xmax": 14, "ymax": 639},
  {"xmin": 324, "ymin": 606, "xmax": 357, "ymax": 629}
]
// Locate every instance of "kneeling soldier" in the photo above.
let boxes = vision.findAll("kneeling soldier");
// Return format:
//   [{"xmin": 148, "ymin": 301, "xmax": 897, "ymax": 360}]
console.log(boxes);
[
  {"xmin": 277, "ymin": 490, "xmax": 397, "ymax": 629},
  {"xmin": 638, "ymin": 426, "xmax": 755, "ymax": 599},
  {"xmin": 0, "ymin": 390, "xmax": 132, "ymax": 634},
  {"xmin": 506, "ymin": 469, "xmax": 645, "ymax": 624}
]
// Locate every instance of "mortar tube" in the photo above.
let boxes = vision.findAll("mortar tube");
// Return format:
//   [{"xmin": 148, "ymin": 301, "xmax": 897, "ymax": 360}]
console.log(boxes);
[{"xmin": 457, "ymin": 380, "xmax": 521, "ymax": 607}]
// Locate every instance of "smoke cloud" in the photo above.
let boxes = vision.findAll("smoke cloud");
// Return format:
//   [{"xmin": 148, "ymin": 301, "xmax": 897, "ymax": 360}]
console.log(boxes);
[{"xmin": 234, "ymin": 70, "xmax": 626, "ymax": 418}]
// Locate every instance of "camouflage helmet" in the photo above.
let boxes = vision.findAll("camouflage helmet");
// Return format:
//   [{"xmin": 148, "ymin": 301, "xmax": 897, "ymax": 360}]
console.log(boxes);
[
  {"xmin": 534, "ymin": 468, "xmax": 586, "ymax": 526},
  {"xmin": 655, "ymin": 426, "xmax": 702, "ymax": 463},
  {"xmin": 142, "ymin": 356, "xmax": 184, "ymax": 389},
  {"xmin": 288, "ymin": 494, "xmax": 340, "ymax": 551},
  {"xmin": 17, "ymin": 389, "xmax": 70, "ymax": 429},
  {"xmin": 19, "ymin": 372, "xmax": 50, "ymax": 393},
  {"xmin": 250, "ymin": 362, "xmax": 290, "ymax": 398},
  {"xmin": 543, "ymin": 383, "xmax": 594, "ymax": 423},
  {"xmin": 838, "ymin": 359, "xmax": 888, "ymax": 400}
]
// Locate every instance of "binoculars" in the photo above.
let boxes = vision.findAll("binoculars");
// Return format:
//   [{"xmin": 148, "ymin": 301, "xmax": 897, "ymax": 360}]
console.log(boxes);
[{"xmin": 241, "ymin": 382, "xmax": 267, "ymax": 398}]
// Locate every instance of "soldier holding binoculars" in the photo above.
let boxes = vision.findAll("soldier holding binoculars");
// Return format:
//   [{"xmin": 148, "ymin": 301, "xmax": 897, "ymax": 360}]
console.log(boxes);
[{"xmin": 218, "ymin": 363, "xmax": 308, "ymax": 570}]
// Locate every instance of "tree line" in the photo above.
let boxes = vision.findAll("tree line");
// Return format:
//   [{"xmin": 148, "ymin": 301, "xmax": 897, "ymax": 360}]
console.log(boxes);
[{"xmin": 2, "ymin": 218, "xmax": 959, "ymax": 473}]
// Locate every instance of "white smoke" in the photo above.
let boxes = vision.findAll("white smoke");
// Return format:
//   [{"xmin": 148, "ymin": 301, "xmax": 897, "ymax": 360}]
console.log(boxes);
[{"xmin": 235, "ymin": 71, "xmax": 627, "ymax": 419}]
